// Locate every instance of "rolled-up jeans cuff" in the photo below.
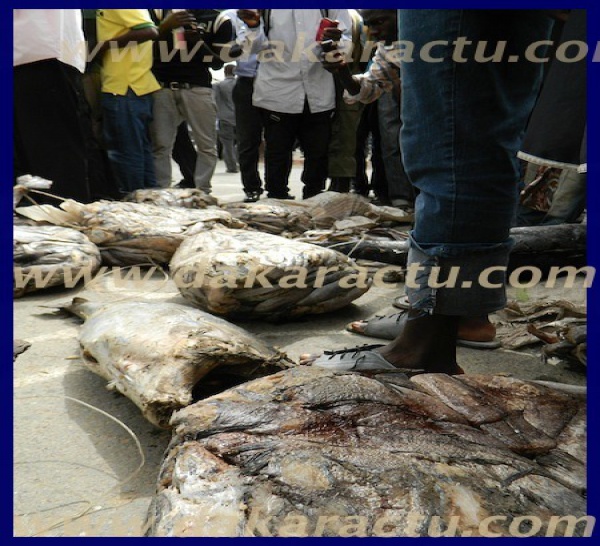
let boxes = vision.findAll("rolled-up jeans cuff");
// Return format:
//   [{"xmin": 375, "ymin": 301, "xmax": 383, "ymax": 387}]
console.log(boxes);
[{"xmin": 405, "ymin": 234, "xmax": 513, "ymax": 316}]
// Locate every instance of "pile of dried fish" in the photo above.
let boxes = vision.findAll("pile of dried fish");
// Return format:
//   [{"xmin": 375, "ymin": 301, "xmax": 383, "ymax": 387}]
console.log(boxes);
[
  {"xmin": 145, "ymin": 367, "xmax": 586, "ymax": 537},
  {"xmin": 169, "ymin": 227, "xmax": 370, "ymax": 319},
  {"xmin": 495, "ymin": 300, "xmax": 587, "ymax": 365},
  {"xmin": 15, "ymin": 200, "xmax": 243, "ymax": 266},
  {"xmin": 14, "ymin": 225, "xmax": 101, "ymax": 297},
  {"xmin": 222, "ymin": 199, "xmax": 313, "ymax": 236},
  {"xmin": 65, "ymin": 298, "xmax": 292, "ymax": 428},
  {"xmin": 223, "ymin": 193, "xmax": 412, "ymax": 240},
  {"xmin": 124, "ymin": 188, "xmax": 218, "ymax": 209}
]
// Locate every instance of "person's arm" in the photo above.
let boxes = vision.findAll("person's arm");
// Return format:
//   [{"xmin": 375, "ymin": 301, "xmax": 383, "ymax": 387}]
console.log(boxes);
[
  {"xmin": 341, "ymin": 44, "xmax": 400, "ymax": 105},
  {"xmin": 235, "ymin": 9, "xmax": 268, "ymax": 54},
  {"xmin": 95, "ymin": 10, "xmax": 158, "ymax": 55},
  {"xmin": 155, "ymin": 10, "xmax": 196, "ymax": 38}
]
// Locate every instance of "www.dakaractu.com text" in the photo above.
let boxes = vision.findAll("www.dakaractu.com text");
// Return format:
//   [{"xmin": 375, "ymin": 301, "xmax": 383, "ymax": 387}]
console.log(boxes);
[
  {"xmin": 77, "ymin": 36, "xmax": 599, "ymax": 65},
  {"xmin": 13, "ymin": 263, "xmax": 595, "ymax": 291},
  {"xmin": 16, "ymin": 510, "xmax": 595, "ymax": 537}
]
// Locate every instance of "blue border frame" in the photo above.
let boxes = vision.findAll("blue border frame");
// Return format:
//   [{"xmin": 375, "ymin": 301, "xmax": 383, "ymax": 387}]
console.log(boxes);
[{"xmin": 5, "ymin": 2, "xmax": 598, "ymax": 542}]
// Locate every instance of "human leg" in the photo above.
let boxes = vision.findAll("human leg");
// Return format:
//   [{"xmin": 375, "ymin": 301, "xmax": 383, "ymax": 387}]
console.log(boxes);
[
  {"xmin": 103, "ymin": 88, "xmax": 157, "ymax": 193},
  {"xmin": 376, "ymin": 91, "xmax": 414, "ymax": 207},
  {"xmin": 172, "ymin": 122, "xmax": 197, "ymax": 188},
  {"xmin": 400, "ymin": 10, "xmax": 552, "ymax": 317},
  {"xmin": 298, "ymin": 107, "xmax": 333, "ymax": 199},
  {"xmin": 261, "ymin": 109, "xmax": 299, "ymax": 198},
  {"xmin": 149, "ymin": 88, "xmax": 181, "ymax": 188},
  {"xmin": 233, "ymin": 77, "xmax": 263, "ymax": 194},
  {"xmin": 219, "ymin": 121, "xmax": 238, "ymax": 172},
  {"xmin": 327, "ymin": 95, "xmax": 362, "ymax": 193},
  {"xmin": 303, "ymin": 10, "xmax": 552, "ymax": 373},
  {"xmin": 14, "ymin": 59, "xmax": 91, "ymax": 202},
  {"xmin": 180, "ymin": 87, "xmax": 218, "ymax": 193}
]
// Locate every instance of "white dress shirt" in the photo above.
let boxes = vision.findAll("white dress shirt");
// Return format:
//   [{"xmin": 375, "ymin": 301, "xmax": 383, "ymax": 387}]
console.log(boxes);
[
  {"xmin": 237, "ymin": 9, "xmax": 352, "ymax": 114},
  {"xmin": 13, "ymin": 9, "xmax": 85, "ymax": 72}
]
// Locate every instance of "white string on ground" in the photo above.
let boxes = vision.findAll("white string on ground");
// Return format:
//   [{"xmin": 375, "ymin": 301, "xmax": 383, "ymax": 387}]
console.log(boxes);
[{"xmin": 14, "ymin": 395, "xmax": 146, "ymax": 537}]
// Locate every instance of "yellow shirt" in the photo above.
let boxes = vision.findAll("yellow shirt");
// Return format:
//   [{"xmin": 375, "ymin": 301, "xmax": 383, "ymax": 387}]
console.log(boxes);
[{"xmin": 97, "ymin": 9, "xmax": 160, "ymax": 96}]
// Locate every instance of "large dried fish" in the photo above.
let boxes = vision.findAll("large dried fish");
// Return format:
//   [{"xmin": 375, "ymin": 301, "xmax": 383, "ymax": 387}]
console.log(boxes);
[
  {"xmin": 124, "ymin": 188, "xmax": 219, "ymax": 209},
  {"xmin": 16, "ymin": 200, "xmax": 243, "ymax": 266},
  {"xmin": 66, "ymin": 298, "xmax": 292, "ymax": 428},
  {"xmin": 302, "ymin": 192, "xmax": 375, "ymax": 228},
  {"xmin": 145, "ymin": 368, "xmax": 586, "ymax": 537},
  {"xmin": 14, "ymin": 225, "xmax": 101, "ymax": 297},
  {"xmin": 169, "ymin": 227, "xmax": 370, "ymax": 320},
  {"xmin": 223, "ymin": 200, "xmax": 313, "ymax": 236}
]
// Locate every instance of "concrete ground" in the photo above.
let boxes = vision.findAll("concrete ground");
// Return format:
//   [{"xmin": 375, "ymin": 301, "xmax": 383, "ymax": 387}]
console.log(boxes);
[{"xmin": 13, "ymin": 158, "xmax": 587, "ymax": 536}]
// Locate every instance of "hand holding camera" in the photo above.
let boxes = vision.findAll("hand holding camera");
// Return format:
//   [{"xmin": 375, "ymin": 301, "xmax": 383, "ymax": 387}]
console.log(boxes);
[
  {"xmin": 237, "ymin": 9, "xmax": 261, "ymax": 28},
  {"xmin": 161, "ymin": 10, "xmax": 197, "ymax": 33},
  {"xmin": 317, "ymin": 19, "xmax": 345, "ymax": 70}
]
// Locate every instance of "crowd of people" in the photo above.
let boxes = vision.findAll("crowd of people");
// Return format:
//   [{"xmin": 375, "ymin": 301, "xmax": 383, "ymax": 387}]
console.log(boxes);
[
  {"xmin": 13, "ymin": 8, "xmax": 421, "ymax": 207},
  {"xmin": 14, "ymin": 9, "xmax": 586, "ymax": 375}
]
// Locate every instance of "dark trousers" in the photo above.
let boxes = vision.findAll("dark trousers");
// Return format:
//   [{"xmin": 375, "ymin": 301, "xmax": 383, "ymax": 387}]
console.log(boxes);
[
  {"xmin": 232, "ymin": 77, "xmax": 263, "ymax": 193},
  {"xmin": 172, "ymin": 122, "xmax": 197, "ymax": 188},
  {"xmin": 261, "ymin": 102, "xmax": 333, "ymax": 199},
  {"xmin": 14, "ymin": 59, "xmax": 91, "ymax": 203},
  {"xmin": 355, "ymin": 101, "xmax": 387, "ymax": 200}
]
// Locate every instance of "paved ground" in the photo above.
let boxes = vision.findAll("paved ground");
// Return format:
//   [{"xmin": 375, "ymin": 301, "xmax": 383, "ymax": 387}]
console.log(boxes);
[{"xmin": 13, "ymin": 159, "xmax": 587, "ymax": 536}]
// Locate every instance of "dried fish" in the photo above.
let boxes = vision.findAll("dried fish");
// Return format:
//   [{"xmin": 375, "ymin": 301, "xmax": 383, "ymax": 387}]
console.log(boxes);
[
  {"xmin": 170, "ymin": 227, "xmax": 370, "ymax": 320},
  {"xmin": 66, "ymin": 298, "xmax": 292, "ymax": 428},
  {"xmin": 14, "ymin": 225, "xmax": 101, "ymax": 297},
  {"xmin": 16, "ymin": 200, "xmax": 244, "ymax": 266},
  {"xmin": 145, "ymin": 368, "xmax": 586, "ymax": 537},
  {"xmin": 124, "ymin": 188, "xmax": 219, "ymax": 208},
  {"xmin": 222, "ymin": 199, "xmax": 313, "ymax": 236}
]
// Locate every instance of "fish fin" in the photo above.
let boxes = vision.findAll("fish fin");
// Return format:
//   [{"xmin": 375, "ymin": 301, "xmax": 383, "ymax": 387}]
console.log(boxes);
[{"xmin": 15, "ymin": 204, "xmax": 76, "ymax": 225}]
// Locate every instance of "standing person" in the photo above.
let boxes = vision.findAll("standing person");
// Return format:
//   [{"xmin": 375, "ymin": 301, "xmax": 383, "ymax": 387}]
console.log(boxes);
[
  {"xmin": 14, "ymin": 9, "xmax": 91, "ymax": 203},
  {"xmin": 81, "ymin": 9, "xmax": 121, "ymax": 200},
  {"xmin": 213, "ymin": 65, "xmax": 239, "ymax": 174},
  {"xmin": 224, "ymin": 8, "xmax": 264, "ymax": 202},
  {"xmin": 149, "ymin": 9, "xmax": 235, "ymax": 193},
  {"xmin": 96, "ymin": 9, "xmax": 160, "ymax": 194},
  {"xmin": 236, "ymin": 9, "xmax": 353, "ymax": 200},
  {"xmin": 302, "ymin": 10, "xmax": 553, "ymax": 373},
  {"xmin": 326, "ymin": 9, "xmax": 365, "ymax": 194},
  {"xmin": 323, "ymin": 9, "xmax": 414, "ymax": 209}
]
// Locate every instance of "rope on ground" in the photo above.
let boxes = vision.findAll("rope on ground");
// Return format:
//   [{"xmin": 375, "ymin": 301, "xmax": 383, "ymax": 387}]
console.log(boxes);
[{"xmin": 14, "ymin": 395, "xmax": 146, "ymax": 537}]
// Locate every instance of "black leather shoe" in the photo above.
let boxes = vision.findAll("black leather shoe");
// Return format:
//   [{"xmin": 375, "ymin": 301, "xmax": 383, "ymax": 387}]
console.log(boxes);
[
  {"xmin": 244, "ymin": 191, "xmax": 261, "ymax": 203},
  {"xmin": 267, "ymin": 193, "xmax": 295, "ymax": 200}
]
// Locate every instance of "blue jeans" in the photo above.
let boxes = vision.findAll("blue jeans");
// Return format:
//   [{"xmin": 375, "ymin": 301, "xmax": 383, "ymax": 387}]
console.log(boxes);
[
  {"xmin": 399, "ymin": 10, "xmax": 552, "ymax": 315},
  {"xmin": 102, "ymin": 88, "xmax": 157, "ymax": 193}
]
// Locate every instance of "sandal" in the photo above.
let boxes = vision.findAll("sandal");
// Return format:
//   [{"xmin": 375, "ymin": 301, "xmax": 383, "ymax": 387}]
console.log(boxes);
[{"xmin": 347, "ymin": 310, "xmax": 502, "ymax": 350}]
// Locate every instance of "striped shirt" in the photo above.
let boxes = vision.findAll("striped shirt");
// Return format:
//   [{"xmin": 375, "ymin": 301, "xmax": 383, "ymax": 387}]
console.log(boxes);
[{"xmin": 344, "ymin": 42, "xmax": 401, "ymax": 105}]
